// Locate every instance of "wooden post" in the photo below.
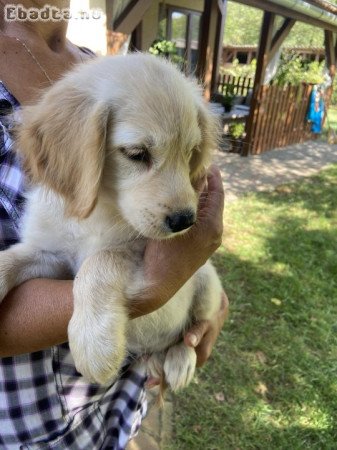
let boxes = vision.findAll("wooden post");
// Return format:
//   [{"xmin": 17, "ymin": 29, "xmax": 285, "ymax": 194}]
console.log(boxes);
[
  {"xmin": 130, "ymin": 21, "xmax": 143, "ymax": 51},
  {"xmin": 211, "ymin": 0, "xmax": 228, "ymax": 95},
  {"xmin": 197, "ymin": 0, "xmax": 226, "ymax": 100},
  {"xmin": 242, "ymin": 11, "xmax": 275, "ymax": 155},
  {"xmin": 324, "ymin": 30, "xmax": 336, "ymax": 126},
  {"xmin": 105, "ymin": 0, "xmax": 114, "ymax": 31},
  {"xmin": 325, "ymin": 30, "xmax": 336, "ymax": 78},
  {"xmin": 242, "ymin": 12, "xmax": 298, "ymax": 155}
]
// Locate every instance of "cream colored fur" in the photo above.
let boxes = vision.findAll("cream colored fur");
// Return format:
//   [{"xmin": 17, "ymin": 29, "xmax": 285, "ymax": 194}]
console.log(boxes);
[{"xmin": 0, "ymin": 54, "xmax": 222, "ymax": 390}]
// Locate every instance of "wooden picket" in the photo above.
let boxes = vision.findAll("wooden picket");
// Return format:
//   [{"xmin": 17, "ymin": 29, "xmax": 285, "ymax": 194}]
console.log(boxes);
[
  {"xmin": 248, "ymin": 83, "xmax": 313, "ymax": 154},
  {"xmin": 217, "ymin": 74, "xmax": 254, "ymax": 97}
]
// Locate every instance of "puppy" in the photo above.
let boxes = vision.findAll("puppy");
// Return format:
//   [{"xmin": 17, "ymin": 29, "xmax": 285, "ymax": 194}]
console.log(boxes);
[{"xmin": 0, "ymin": 54, "xmax": 223, "ymax": 391}]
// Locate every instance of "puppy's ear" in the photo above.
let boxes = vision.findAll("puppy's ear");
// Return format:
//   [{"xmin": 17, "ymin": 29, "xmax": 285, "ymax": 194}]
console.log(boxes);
[
  {"xmin": 190, "ymin": 102, "xmax": 220, "ymax": 182},
  {"xmin": 17, "ymin": 85, "xmax": 109, "ymax": 219}
]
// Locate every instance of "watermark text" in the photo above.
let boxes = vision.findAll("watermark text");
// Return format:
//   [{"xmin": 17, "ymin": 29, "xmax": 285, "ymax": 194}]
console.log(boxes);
[{"xmin": 4, "ymin": 4, "xmax": 103, "ymax": 22}]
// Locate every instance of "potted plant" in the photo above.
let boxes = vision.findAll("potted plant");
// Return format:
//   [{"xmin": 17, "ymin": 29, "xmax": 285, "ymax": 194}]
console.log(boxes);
[
  {"xmin": 228, "ymin": 122, "xmax": 245, "ymax": 153},
  {"xmin": 222, "ymin": 94, "xmax": 234, "ymax": 112},
  {"xmin": 221, "ymin": 85, "xmax": 235, "ymax": 112}
]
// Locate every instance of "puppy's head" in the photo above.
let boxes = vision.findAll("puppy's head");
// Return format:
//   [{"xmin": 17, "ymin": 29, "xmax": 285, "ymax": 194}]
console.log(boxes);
[{"xmin": 17, "ymin": 54, "xmax": 219, "ymax": 238}]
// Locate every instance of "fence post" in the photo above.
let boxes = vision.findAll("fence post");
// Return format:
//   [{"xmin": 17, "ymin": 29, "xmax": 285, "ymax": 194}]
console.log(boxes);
[{"xmin": 242, "ymin": 11, "xmax": 275, "ymax": 156}]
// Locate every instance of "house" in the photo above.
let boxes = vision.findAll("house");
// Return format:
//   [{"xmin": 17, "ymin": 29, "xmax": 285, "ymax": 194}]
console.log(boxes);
[
  {"xmin": 67, "ymin": 0, "xmax": 337, "ymax": 155},
  {"xmin": 222, "ymin": 45, "xmax": 325, "ymax": 66},
  {"xmin": 67, "ymin": 0, "xmax": 225, "ymax": 98}
]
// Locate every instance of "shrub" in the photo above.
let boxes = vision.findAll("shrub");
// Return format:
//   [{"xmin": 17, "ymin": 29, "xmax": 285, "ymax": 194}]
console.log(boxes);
[
  {"xmin": 272, "ymin": 53, "xmax": 325, "ymax": 86},
  {"xmin": 149, "ymin": 39, "xmax": 184, "ymax": 66},
  {"xmin": 220, "ymin": 58, "xmax": 256, "ymax": 79},
  {"xmin": 229, "ymin": 122, "xmax": 245, "ymax": 139}
]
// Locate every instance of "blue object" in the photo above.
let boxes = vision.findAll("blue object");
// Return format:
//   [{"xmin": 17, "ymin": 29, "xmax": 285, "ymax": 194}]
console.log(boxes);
[{"xmin": 307, "ymin": 85, "xmax": 325, "ymax": 134}]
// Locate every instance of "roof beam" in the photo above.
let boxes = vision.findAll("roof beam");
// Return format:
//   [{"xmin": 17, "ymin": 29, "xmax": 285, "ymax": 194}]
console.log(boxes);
[
  {"xmin": 268, "ymin": 18, "xmax": 296, "ymax": 63},
  {"xmin": 233, "ymin": 0, "xmax": 337, "ymax": 33},
  {"xmin": 113, "ymin": 0, "xmax": 152, "ymax": 34},
  {"xmin": 305, "ymin": 0, "xmax": 337, "ymax": 14}
]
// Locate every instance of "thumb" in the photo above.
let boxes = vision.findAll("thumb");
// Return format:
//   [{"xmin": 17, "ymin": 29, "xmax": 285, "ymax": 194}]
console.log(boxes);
[{"xmin": 184, "ymin": 321, "xmax": 209, "ymax": 348}]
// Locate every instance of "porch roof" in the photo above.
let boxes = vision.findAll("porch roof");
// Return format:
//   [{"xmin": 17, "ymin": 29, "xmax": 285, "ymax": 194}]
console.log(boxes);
[{"xmin": 232, "ymin": 0, "xmax": 337, "ymax": 32}]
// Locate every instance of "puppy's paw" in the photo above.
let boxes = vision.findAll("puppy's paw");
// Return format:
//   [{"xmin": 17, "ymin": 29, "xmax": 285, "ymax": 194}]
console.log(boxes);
[
  {"xmin": 68, "ymin": 315, "xmax": 126, "ymax": 385},
  {"xmin": 146, "ymin": 352, "xmax": 165, "ymax": 382},
  {"xmin": 164, "ymin": 343, "xmax": 197, "ymax": 392},
  {"xmin": 0, "ymin": 279, "xmax": 9, "ymax": 303},
  {"xmin": 0, "ymin": 254, "xmax": 14, "ymax": 302}
]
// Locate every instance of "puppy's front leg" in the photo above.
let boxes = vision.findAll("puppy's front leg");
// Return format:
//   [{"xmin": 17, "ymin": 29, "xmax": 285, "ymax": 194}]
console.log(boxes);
[
  {"xmin": 68, "ymin": 250, "xmax": 129, "ymax": 385},
  {"xmin": 0, "ymin": 243, "xmax": 68, "ymax": 302},
  {"xmin": 163, "ymin": 343, "xmax": 197, "ymax": 392}
]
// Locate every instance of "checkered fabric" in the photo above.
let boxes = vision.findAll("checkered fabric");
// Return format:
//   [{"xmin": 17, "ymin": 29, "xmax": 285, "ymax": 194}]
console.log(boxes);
[{"xmin": 0, "ymin": 81, "xmax": 147, "ymax": 449}]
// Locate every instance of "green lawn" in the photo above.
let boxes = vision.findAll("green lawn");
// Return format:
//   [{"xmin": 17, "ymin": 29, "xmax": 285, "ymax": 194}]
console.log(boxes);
[
  {"xmin": 325, "ymin": 106, "xmax": 337, "ymax": 133},
  {"xmin": 168, "ymin": 165, "xmax": 337, "ymax": 450}
]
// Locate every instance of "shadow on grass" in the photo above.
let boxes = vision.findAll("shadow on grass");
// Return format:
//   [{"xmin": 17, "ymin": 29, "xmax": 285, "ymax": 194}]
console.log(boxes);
[
  {"xmin": 262, "ymin": 165, "xmax": 337, "ymax": 217},
  {"xmin": 170, "ymin": 165, "xmax": 337, "ymax": 450}
]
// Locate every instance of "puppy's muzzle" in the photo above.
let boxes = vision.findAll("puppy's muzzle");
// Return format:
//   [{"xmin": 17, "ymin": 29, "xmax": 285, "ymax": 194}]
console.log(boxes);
[{"xmin": 165, "ymin": 210, "xmax": 196, "ymax": 233}]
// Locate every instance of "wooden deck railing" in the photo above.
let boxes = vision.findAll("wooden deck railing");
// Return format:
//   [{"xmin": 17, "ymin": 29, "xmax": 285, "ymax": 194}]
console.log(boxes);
[
  {"xmin": 246, "ymin": 83, "xmax": 313, "ymax": 155},
  {"xmin": 217, "ymin": 74, "xmax": 254, "ymax": 97}
]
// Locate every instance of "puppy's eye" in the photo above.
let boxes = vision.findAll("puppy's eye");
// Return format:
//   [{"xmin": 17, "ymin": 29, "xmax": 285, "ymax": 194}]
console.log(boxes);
[{"xmin": 120, "ymin": 146, "xmax": 151, "ymax": 165}]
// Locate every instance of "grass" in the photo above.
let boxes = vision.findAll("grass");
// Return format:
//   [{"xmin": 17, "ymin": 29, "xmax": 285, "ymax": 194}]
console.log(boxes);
[
  {"xmin": 324, "ymin": 105, "xmax": 337, "ymax": 134},
  {"xmin": 167, "ymin": 165, "xmax": 337, "ymax": 450}
]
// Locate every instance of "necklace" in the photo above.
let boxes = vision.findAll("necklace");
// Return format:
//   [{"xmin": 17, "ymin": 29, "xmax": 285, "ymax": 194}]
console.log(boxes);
[
  {"xmin": 15, "ymin": 37, "xmax": 53, "ymax": 85},
  {"xmin": 14, "ymin": 36, "xmax": 84, "ymax": 86}
]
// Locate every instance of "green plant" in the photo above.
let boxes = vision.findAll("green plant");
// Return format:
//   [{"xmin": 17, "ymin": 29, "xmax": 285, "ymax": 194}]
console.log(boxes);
[
  {"xmin": 218, "ymin": 85, "xmax": 235, "ymax": 112},
  {"xmin": 229, "ymin": 122, "xmax": 245, "ymax": 139},
  {"xmin": 273, "ymin": 53, "xmax": 325, "ymax": 86},
  {"xmin": 149, "ymin": 39, "xmax": 184, "ymax": 66},
  {"xmin": 331, "ymin": 77, "xmax": 337, "ymax": 106},
  {"xmin": 223, "ymin": 95, "xmax": 234, "ymax": 112},
  {"xmin": 220, "ymin": 58, "xmax": 256, "ymax": 79}
]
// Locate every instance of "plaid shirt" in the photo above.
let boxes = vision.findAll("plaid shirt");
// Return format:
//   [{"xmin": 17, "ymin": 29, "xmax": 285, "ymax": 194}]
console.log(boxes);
[{"xmin": 0, "ymin": 81, "xmax": 147, "ymax": 449}]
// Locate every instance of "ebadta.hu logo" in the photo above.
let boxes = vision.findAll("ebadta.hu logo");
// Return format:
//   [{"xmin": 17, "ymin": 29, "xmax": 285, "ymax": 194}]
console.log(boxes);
[{"xmin": 4, "ymin": 3, "xmax": 103, "ymax": 21}]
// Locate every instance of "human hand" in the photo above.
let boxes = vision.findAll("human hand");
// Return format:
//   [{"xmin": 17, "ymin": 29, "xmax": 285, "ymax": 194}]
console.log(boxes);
[
  {"xmin": 184, "ymin": 291, "xmax": 229, "ymax": 366},
  {"xmin": 145, "ymin": 291, "xmax": 229, "ymax": 389},
  {"xmin": 129, "ymin": 165, "xmax": 224, "ymax": 318}
]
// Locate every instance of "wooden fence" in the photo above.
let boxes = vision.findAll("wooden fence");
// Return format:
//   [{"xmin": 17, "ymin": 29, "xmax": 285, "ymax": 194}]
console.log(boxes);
[
  {"xmin": 246, "ymin": 83, "xmax": 313, "ymax": 155},
  {"xmin": 217, "ymin": 74, "xmax": 254, "ymax": 97}
]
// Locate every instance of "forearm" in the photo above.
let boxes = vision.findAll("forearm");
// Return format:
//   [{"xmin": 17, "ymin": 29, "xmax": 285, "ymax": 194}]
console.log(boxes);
[
  {"xmin": 129, "ymin": 166, "xmax": 224, "ymax": 318},
  {"xmin": 128, "ymin": 237, "xmax": 213, "ymax": 319},
  {"xmin": 0, "ymin": 277, "xmax": 169, "ymax": 356},
  {"xmin": 0, "ymin": 278, "xmax": 73, "ymax": 357}
]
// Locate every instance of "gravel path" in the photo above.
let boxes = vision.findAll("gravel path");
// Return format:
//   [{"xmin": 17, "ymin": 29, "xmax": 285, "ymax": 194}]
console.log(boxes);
[{"xmin": 214, "ymin": 140, "xmax": 337, "ymax": 203}]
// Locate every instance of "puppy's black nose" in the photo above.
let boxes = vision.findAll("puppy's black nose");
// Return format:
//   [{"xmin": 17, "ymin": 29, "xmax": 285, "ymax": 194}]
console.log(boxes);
[{"xmin": 165, "ymin": 210, "xmax": 196, "ymax": 233}]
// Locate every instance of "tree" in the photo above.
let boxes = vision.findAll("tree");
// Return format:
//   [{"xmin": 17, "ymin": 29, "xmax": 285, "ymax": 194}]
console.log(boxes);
[
  {"xmin": 224, "ymin": 2, "xmax": 262, "ymax": 46},
  {"xmin": 224, "ymin": 1, "xmax": 324, "ymax": 48}
]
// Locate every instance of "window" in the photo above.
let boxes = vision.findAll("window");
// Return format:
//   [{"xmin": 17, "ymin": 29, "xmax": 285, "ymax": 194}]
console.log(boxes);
[
  {"xmin": 237, "ymin": 52, "xmax": 248, "ymax": 64},
  {"xmin": 158, "ymin": 6, "xmax": 202, "ymax": 75}
]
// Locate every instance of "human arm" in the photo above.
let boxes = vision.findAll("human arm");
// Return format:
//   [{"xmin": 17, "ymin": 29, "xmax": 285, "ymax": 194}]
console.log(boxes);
[
  {"xmin": 128, "ymin": 165, "xmax": 225, "ymax": 318},
  {"xmin": 185, "ymin": 291, "xmax": 229, "ymax": 367},
  {"xmin": 0, "ymin": 279, "xmax": 229, "ymax": 360},
  {"xmin": 0, "ymin": 279, "xmax": 73, "ymax": 356},
  {"xmin": 0, "ymin": 165, "xmax": 225, "ymax": 356}
]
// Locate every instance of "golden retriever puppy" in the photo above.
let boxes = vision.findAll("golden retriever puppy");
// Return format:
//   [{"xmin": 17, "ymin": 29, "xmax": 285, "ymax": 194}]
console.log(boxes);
[{"xmin": 0, "ymin": 54, "xmax": 222, "ymax": 390}]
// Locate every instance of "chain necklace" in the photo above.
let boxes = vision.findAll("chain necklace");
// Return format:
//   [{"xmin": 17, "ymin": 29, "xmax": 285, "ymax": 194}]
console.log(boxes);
[
  {"xmin": 14, "ymin": 36, "xmax": 84, "ymax": 86},
  {"xmin": 15, "ymin": 37, "xmax": 53, "ymax": 85}
]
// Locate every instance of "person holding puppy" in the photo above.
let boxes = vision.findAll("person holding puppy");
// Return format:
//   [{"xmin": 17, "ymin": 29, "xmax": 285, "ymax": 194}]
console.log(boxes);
[{"xmin": 0, "ymin": 1, "xmax": 228, "ymax": 448}]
